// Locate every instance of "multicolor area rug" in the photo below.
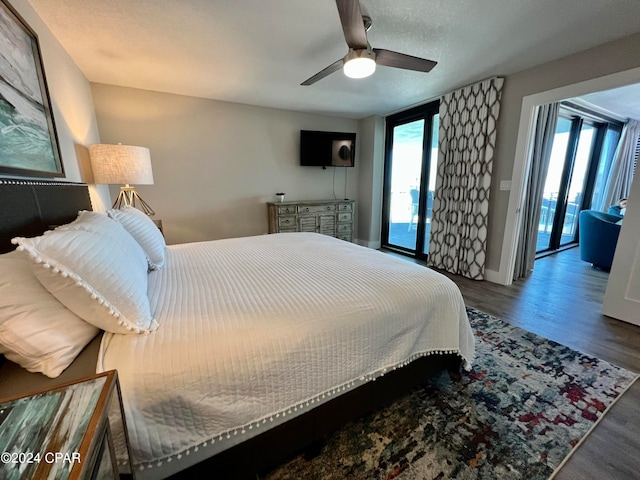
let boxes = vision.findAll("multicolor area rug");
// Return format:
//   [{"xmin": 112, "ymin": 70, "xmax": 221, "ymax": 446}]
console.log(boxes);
[{"xmin": 264, "ymin": 308, "xmax": 638, "ymax": 480}]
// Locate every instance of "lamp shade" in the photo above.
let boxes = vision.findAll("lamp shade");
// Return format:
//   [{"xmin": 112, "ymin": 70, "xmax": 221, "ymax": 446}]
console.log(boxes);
[{"xmin": 89, "ymin": 144, "xmax": 154, "ymax": 185}]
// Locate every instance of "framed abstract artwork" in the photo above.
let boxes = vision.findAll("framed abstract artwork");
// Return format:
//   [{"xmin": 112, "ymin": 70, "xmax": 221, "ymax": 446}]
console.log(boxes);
[{"xmin": 0, "ymin": 0, "xmax": 64, "ymax": 177}]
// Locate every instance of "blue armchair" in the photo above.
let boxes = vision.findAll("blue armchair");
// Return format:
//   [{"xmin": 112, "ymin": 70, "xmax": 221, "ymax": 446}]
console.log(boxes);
[
  {"xmin": 579, "ymin": 210, "xmax": 623, "ymax": 270},
  {"xmin": 608, "ymin": 205, "xmax": 623, "ymax": 216}
]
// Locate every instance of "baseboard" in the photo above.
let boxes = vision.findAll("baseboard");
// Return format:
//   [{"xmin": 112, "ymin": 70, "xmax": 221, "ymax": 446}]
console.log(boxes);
[{"xmin": 483, "ymin": 268, "xmax": 505, "ymax": 285}]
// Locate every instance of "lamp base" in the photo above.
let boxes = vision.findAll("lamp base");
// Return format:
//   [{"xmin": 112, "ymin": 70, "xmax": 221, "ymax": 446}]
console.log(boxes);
[{"xmin": 113, "ymin": 185, "xmax": 155, "ymax": 216}]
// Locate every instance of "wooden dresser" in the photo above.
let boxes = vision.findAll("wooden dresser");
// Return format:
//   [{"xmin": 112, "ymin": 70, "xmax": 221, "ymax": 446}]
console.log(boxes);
[{"xmin": 267, "ymin": 199, "xmax": 355, "ymax": 242}]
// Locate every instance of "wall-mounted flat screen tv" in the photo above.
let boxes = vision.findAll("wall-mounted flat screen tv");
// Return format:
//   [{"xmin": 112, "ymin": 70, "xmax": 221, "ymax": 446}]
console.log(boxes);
[{"xmin": 300, "ymin": 130, "xmax": 356, "ymax": 167}]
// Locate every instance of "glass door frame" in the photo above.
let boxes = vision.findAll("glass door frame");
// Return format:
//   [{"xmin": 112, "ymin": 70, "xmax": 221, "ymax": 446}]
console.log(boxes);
[
  {"xmin": 546, "ymin": 116, "xmax": 583, "ymax": 251},
  {"xmin": 381, "ymin": 100, "xmax": 439, "ymax": 260}
]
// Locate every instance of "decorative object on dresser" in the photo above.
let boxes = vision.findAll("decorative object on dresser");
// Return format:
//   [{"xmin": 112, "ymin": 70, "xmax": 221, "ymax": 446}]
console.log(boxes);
[
  {"xmin": 0, "ymin": 370, "xmax": 133, "ymax": 480},
  {"xmin": 0, "ymin": 0, "xmax": 64, "ymax": 178},
  {"xmin": 267, "ymin": 199, "xmax": 355, "ymax": 241},
  {"xmin": 89, "ymin": 143, "xmax": 156, "ymax": 216}
]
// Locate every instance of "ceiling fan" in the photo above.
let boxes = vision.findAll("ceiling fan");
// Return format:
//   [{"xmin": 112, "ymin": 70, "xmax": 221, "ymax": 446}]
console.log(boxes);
[{"xmin": 301, "ymin": 0, "xmax": 437, "ymax": 86}]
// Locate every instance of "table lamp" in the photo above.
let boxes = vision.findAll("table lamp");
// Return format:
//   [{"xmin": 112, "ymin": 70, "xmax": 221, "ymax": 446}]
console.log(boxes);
[{"xmin": 89, "ymin": 143, "xmax": 155, "ymax": 216}]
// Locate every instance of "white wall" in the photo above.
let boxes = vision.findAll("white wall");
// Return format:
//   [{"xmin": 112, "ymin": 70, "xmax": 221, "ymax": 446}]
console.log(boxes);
[
  {"xmin": 90, "ymin": 83, "xmax": 360, "ymax": 245},
  {"xmin": 8, "ymin": 1, "xmax": 109, "ymax": 209},
  {"xmin": 356, "ymin": 115, "xmax": 385, "ymax": 248}
]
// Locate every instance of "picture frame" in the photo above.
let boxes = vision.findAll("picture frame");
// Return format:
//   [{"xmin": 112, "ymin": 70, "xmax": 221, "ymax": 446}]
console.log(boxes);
[{"xmin": 0, "ymin": 0, "xmax": 64, "ymax": 178}]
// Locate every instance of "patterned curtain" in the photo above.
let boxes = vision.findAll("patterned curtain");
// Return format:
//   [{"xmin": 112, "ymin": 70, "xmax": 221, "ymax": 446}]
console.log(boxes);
[{"xmin": 427, "ymin": 77, "xmax": 504, "ymax": 280}]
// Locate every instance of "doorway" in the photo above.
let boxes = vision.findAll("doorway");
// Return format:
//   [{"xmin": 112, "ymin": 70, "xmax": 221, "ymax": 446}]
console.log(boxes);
[
  {"xmin": 381, "ymin": 101, "xmax": 439, "ymax": 259},
  {"xmin": 500, "ymin": 67, "xmax": 640, "ymax": 286}
]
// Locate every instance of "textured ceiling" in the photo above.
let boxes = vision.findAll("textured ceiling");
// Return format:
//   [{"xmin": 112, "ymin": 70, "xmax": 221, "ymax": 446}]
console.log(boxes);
[
  {"xmin": 579, "ymin": 84, "xmax": 640, "ymax": 121},
  {"xmin": 27, "ymin": 0, "xmax": 640, "ymax": 119}
]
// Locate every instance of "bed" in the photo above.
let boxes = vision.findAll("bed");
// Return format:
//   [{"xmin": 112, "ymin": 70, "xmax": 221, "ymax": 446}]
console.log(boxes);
[{"xmin": 0, "ymin": 180, "xmax": 475, "ymax": 479}]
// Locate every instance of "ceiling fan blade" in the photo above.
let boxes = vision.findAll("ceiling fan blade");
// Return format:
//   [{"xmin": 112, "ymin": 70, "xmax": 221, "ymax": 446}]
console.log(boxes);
[
  {"xmin": 373, "ymin": 49, "xmax": 437, "ymax": 73},
  {"xmin": 336, "ymin": 0, "xmax": 368, "ymax": 49},
  {"xmin": 301, "ymin": 59, "xmax": 344, "ymax": 86}
]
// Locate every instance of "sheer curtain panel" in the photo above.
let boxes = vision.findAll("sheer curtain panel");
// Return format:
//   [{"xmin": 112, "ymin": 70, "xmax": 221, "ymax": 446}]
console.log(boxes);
[
  {"xmin": 513, "ymin": 102, "xmax": 560, "ymax": 280},
  {"xmin": 603, "ymin": 119, "xmax": 640, "ymax": 209}
]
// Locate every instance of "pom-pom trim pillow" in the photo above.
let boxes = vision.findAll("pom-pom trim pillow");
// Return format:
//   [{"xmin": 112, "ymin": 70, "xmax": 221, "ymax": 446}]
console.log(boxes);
[
  {"xmin": 12, "ymin": 211, "xmax": 158, "ymax": 335},
  {"xmin": 0, "ymin": 251, "xmax": 100, "ymax": 378},
  {"xmin": 108, "ymin": 206, "xmax": 166, "ymax": 270}
]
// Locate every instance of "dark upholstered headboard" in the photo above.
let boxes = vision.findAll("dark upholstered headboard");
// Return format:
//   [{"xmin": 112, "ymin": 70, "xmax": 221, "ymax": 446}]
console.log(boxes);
[{"xmin": 0, "ymin": 179, "xmax": 92, "ymax": 253}]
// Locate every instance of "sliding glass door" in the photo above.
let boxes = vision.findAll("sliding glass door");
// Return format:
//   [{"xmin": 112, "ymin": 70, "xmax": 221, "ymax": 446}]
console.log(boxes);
[
  {"xmin": 536, "ymin": 105, "xmax": 623, "ymax": 255},
  {"xmin": 537, "ymin": 117, "xmax": 572, "ymax": 251},
  {"xmin": 382, "ymin": 101, "xmax": 439, "ymax": 259}
]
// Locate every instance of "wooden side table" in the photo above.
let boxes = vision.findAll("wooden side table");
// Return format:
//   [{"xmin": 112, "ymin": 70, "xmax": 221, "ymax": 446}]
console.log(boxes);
[{"xmin": 0, "ymin": 370, "xmax": 133, "ymax": 480}]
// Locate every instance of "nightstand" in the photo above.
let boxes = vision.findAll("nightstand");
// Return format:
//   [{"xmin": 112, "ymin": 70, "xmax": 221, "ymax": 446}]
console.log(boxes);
[{"xmin": 0, "ymin": 370, "xmax": 133, "ymax": 480}]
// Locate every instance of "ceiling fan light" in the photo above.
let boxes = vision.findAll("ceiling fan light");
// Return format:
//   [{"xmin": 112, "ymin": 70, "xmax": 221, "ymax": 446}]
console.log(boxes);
[{"xmin": 343, "ymin": 49, "xmax": 376, "ymax": 79}]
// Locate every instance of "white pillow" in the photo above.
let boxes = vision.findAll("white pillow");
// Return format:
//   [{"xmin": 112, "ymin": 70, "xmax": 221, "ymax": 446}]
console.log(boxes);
[
  {"xmin": 0, "ymin": 251, "xmax": 100, "ymax": 378},
  {"xmin": 12, "ymin": 211, "xmax": 158, "ymax": 335},
  {"xmin": 108, "ymin": 206, "xmax": 165, "ymax": 270}
]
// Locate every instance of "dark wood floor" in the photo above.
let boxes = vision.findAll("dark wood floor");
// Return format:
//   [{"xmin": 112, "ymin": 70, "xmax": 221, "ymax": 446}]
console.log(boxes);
[{"xmin": 391, "ymin": 246, "xmax": 640, "ymax": 480}]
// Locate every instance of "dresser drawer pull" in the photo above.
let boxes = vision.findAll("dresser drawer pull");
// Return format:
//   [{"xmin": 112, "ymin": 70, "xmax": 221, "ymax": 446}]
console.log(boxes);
[{"xmin": 278, "ymin": 216, "xmax": 296, "ymax": 227}]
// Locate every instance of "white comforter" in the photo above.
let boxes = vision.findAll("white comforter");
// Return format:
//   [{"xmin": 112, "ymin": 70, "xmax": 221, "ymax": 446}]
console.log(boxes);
[{"xmin": 98, "ymin": 233, "xmax": 475, "ymax": 479}]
